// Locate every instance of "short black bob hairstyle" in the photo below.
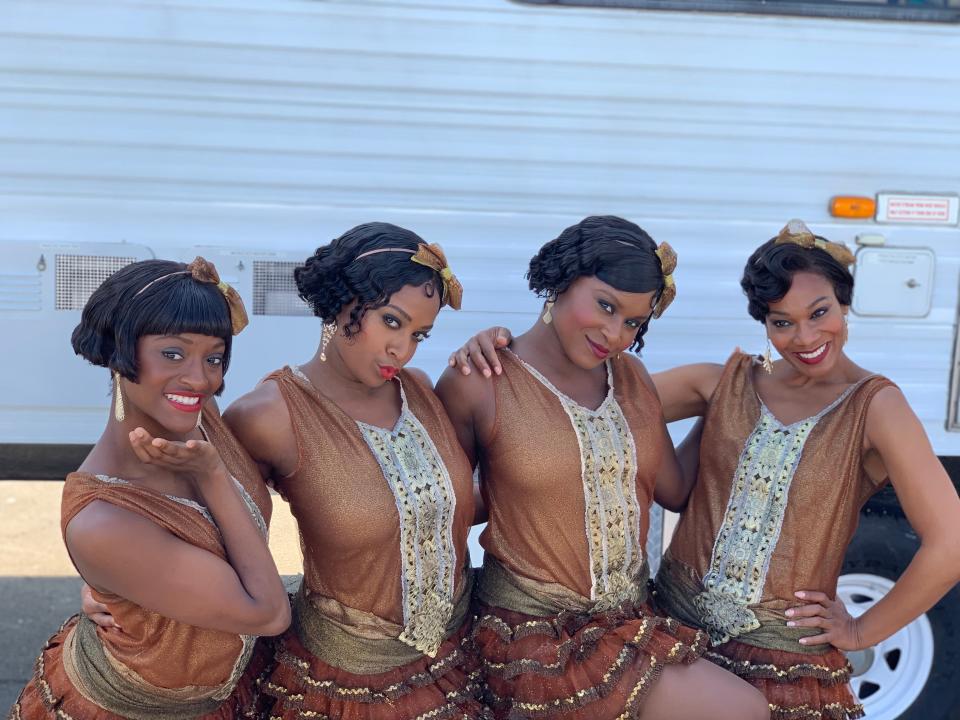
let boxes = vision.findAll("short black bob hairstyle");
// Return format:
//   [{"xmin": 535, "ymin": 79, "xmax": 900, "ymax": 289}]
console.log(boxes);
[
  {"xmin": 741, "ymin": 236, "xmax": 854, "ymax": 323},
  {"xmin": 527, "ymin": 215, "xmax": 667, "ymax": 352},
  {"xmin": 295, "ymin": 222, "xmax": 441, "ymax": 336},
  {"xmin": 71, "ymin": 259, "xmax": 234, "ymax": 393}
]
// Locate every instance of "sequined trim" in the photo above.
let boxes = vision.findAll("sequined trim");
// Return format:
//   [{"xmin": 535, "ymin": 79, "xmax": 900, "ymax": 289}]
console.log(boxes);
[
  {"xmin": 704, "ymin": 651, "xmax": 852, "ymax": 685},
  {"xmin": 769, "ymin": 702, "xmax": 865, "ymax": 720},
  {"xmin": 511, "ymin": 353, "xmax": 644, "ymax": 610},
  {"xmin": 696, "ymin": 378, "xmax": 869, "ymax": 645},
  {"xmin": 355, "ymin": 382, "xmax": 458, "ymax": 658},
  {"xmin": 265, "ymin": 632, "xmax": 490, "ymax": 720}
]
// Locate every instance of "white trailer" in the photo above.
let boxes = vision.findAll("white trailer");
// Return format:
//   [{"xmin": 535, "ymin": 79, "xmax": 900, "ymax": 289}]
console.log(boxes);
[{"xmin": 1, "ymin": 1, "xmax": 958, "ymax": 717}]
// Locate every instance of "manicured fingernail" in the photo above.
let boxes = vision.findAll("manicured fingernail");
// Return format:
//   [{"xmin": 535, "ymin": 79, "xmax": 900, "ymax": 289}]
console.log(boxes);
[
  {"xmin": 495, "ymin": 366, "xmax": 502, "ymax": 375},
  {"xmin": 785, "ymin": 609, "xmax": 794, "ymax": 617},
  {"xmin": 795, "ymin": 592, "xmax": 805, "ymax": 598},
  {"xmin": 483, "ymin": 369, "xmax": 491, "ymax": 378},
  {"xmin": 799, "ymin": 638, "xmax": 807, "ymax": 645},
  {"xmin": 787, "ymin": 621, "xmax": 796, "ymax": 627}
]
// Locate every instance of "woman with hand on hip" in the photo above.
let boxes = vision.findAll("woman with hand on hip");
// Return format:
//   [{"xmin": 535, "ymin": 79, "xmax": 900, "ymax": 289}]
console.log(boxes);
[
  {"xmin": 452, "ymin": 220, "xmax": 960, "ymax": 720},
  {"xmin": 223, "ymin": 223, "xmax": 490, "ymax": 720},
  {"xmin": 652, "ymin": 221, "xmax": 960, "ymax": 720},
  {"xmin": 11, "ymin": 258, "xmax": 290, "ymax": 720},
  {"xmin": 437, "ymin": 216, "xmax": 770, "ymax": 720}
]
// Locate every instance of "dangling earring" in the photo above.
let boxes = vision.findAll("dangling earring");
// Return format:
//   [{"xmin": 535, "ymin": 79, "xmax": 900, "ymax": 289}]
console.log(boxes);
[
  {"xmin": 841, "ymin": 314, "xmax": 849, "ymax": 346},
  {"xmin": 195, "ymin": 411, "xmax": 203, "ymax": 431},
  {"xmin": 113, "ymin": 371, "xmax": 125, "ymax": 422},
  {"xmin": 541, "ymin": 293, "xmax": 557, "ymax": 325},
  {"xmin": 762, "ymin": 337, "xmax": 774, "ymax": 375},
  {"xmin": 319, "ymin": 322, "xmax": 337, "ymax": 362}
]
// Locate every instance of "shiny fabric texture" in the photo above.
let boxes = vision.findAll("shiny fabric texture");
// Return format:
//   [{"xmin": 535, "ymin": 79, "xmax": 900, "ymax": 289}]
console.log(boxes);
[
  {"xmin": 472, "ymin": 558, "xmax": 705, "ymax": 720},
  {"xmin": 264, "ymin": 366, "xmax": 485, "ymax": 719},
  {"xmin": 10, "ymin": 404, "xmax": 276, "ymax": 719},
  {"xmin": 658, "ymin": 351, "xmax": 892, "ymax": 720},
  {"xmin": 267, "ymin": 616, "xmax": 489, "ymax": 720},
  {"xmin": 267, "ymin": 367, "xmax": 474, "ymax": 626},
  {"xmin": 478, "ymin": 351, "xmax": 662, "ymax": 600},
  {"xmin": 474, "ymin": 352, "xmax": 705, "ymax": 718}
]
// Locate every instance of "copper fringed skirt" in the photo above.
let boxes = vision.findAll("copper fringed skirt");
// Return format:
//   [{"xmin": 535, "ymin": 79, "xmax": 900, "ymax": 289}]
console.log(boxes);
[
  {"xmin": 705, "ymin": 641, "xmax": 863, "ymax": 720},
  {"xmin": 471, "ymin": 557, "xmax": 707, "ymax": 720},
  {"xmin": 9, "ymin": 616, "xmax": 276, "ymax": 720},
  {"xmin": 264, "ymin": 620, "xmax": 489, "ymax": 720}
]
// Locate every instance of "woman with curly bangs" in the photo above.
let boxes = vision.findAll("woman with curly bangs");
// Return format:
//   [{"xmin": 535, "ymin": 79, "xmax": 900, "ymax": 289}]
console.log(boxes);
[
  {"xmin": 436, "ymin": 216, "xmax": 769, "ymax": 720},
  {"xmin": 221, "ymin": 222, "xmax": 489, "ymax": 720},
  {"xmin": 453, "ymin": 220, "xmax": 960, "ymax": 720},
  {"xmin": 11, "ymin": 258, "xmax": 290, "ymax": 720}
]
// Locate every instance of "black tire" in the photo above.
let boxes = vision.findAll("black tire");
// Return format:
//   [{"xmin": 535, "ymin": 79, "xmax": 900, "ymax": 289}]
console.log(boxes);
[{"xmin": 842, "ymin": 512, "xmax": 960, "ymax": 720}]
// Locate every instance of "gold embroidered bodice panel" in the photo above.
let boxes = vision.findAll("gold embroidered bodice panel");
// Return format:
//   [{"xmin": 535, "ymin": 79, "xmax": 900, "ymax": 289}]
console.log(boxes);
[
  {"xmin": 285, "ymin": 365, "xmax": 461, "ymax": 658},
  {"xmin": 356, "ymin": 404, "xmax": 459, "ymax": 657},
  {"xmin": 665, "ymin": 352, "xmax": 889, "ymax": 646},
  {"xmin": 508, "ymin": 354, "xmax": 646, "ymax": 610}
]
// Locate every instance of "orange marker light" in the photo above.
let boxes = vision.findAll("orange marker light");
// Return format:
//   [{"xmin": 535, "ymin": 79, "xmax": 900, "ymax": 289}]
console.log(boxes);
[{"xmin": 830, "ymin": 196, "xmax": 876, "ymax": 219}]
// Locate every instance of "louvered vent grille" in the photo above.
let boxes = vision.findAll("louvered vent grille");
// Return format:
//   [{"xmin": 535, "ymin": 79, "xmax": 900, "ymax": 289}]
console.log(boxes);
[
  {"xmin": 55, "ymin": 255, "xmax": 136, "ymax": 310},
  {"xmin": 252, "ymin": 261, "xmax": 311, "ymax": 316}
]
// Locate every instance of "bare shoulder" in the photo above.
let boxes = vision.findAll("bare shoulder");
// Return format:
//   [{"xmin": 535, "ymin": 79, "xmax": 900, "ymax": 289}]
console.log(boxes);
[
  {"xmin": 224, "ymin": 380, "xmax": 287, "ymax": 429},
  {"xmin": 619, "ymin": 354, "xmax": 659, "ymax": 397},
  {"xmin": 223, "ymin": 380, "xmax": 294, "ymax": 464},
  {"xmin": 436, "ymin": 363, "xmax": 495, "ymax": 419},
  {"xmin": 865, "ymin": 383, "xmax": 915, "ymax": 430},
  {"xmin": 65, "ymin": 500, "xmax": 169, "ymax": 559}
]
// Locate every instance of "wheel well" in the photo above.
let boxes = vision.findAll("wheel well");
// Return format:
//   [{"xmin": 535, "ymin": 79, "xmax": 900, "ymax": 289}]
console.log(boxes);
[{"xmin": 861, "ymin": 456, "xmax": 960, "ymax": 519}]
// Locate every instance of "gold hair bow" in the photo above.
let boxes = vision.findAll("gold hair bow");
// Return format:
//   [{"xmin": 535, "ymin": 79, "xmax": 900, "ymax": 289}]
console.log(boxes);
[
  {"xmin": 774, "ymin": 219, "xmax": 855, "ymax": 267},
  {"xmin": 410, "ymin": 243, "xmax": 463, "ymax": 310},
  {"xmin": 186, "ymin": 257, "xmax": 250, "ymax": 335},
  {"xmin": 653, "ymin": 242, "xmax": 677, "ymax": 319}
]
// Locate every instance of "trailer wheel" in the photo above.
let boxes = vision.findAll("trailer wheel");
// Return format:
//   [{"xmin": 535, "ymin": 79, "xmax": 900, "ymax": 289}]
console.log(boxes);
[{"xmin": 841, "ymin": 513, "xmax": 960, "ymax": 719}]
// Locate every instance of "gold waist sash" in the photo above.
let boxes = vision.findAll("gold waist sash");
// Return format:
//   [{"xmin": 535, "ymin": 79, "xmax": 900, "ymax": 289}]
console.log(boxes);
[
  {"xmin": 654, "ymin": 554, "xmax": 829, "ymax": 653},
  {"xmin": 292, "ymin": 569, "xmax": 472, "ymax": 675},
  {"xmin": 62, "ymin": 616, "xmax": 235, "ymax": 720},
  {"xmin": 475, "ymin": 555, "xmax": 649, "ymax": 617}
]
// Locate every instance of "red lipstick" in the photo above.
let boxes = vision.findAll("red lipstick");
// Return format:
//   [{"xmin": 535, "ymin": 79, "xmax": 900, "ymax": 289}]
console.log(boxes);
[
  {"xmin": 379, "ymin": 365, "xmax": 399, "ymax": 380},
  {"xmin": 793, "ymin": 342, "xmax": 830, "ymax": 366},
  {"xmin": 586, "ymin": 338, "xmax": 610, "ymax": 360},
  {"xmin": 164, "ymin": 392, "xmax": 205, "ymax": 413}
]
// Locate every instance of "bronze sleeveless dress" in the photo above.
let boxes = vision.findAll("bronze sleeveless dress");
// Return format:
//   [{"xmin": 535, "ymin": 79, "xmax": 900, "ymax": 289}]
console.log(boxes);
[
  {"xmin": 10, "ymin": 405, "xmax": 276, "ymax": 720},
  {"xmin": 654, "ymin": 351, "xmax": 893, "ymax": 720},
  {"xmin": 263, "ymin": 366, "xmax": 489, "ymax": 720},
  {"xmin": 472, "ymin": 350, "xmax": 706, "ymax": 720}
]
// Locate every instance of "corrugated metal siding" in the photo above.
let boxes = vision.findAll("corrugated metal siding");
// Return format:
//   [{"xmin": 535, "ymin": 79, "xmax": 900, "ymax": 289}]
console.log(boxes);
[{"xmin": 1, "ymin": 0, "xmax": 959, "ymax": 449}]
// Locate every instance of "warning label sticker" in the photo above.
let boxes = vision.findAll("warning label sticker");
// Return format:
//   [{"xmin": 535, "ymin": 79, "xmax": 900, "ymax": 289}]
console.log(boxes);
[{"xmin": 876, "ymin": 193, "xmax": 959, "ymax": 225}]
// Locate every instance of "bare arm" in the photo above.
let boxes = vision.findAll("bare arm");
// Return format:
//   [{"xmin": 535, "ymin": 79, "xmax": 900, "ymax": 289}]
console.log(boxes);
[
  {"xmin": 626, "ymin": 358, "xmax": 689, "ymax": 512},
  {"xmin": 67, "ymin": 431, "xmax": 289, "ymax": 636},
  {"xmin": 223, "ymin": 381, "xmax": 299, "ymax": 482},
  {"xmin": 791, "ymin": 387, "xmax": 960, "ymax": 650},
  {"xmin": 651, "ymin": 363, "xmax": 724, "ymax": 423}
]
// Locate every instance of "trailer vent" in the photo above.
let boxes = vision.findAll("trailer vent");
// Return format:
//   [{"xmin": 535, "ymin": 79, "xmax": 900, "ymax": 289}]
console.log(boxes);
[
  {"xmin": 252, "ymin": 261, "xmax": 311, "ymax": 316},
  {"xmin": 55, "ymin": 255, "xmax": 136, "ymax": 310},
  {"xmin": 0, "ymin": 274, "xmax": 42, "ymax": 311}
]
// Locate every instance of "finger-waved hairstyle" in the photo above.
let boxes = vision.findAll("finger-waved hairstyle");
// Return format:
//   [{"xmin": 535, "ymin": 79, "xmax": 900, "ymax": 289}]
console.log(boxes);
[
  {"xmin": 527, "ymin": 215, "xmax": 666, "ymax": 351},
  {"xmin": 741, "ymin": 238, "xmax": 854, "ymax": 322},
  {"xmin": 71, "ymin": 260, "xmax": 233, "ymax": 393},
  {"xmin": 295, "ymin": 222, "xmax": 440, "ymax": 336}
]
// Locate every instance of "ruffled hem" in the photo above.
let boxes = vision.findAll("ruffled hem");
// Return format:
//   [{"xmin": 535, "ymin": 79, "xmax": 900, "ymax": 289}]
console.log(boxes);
[
  {"xmin": 265, "ymin": 618, "xmax": 490, "ymax": 720},
  {"xmin": 8, "ymin": 616, "xmax": 276, "ymax": 720},
  {"xmin": 473, "ymin": 601, "xmax": 707, "ymax": 720},
  {"xmin": 707, "ymin": 640, "xmax": 863, "ymax": 720}
]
